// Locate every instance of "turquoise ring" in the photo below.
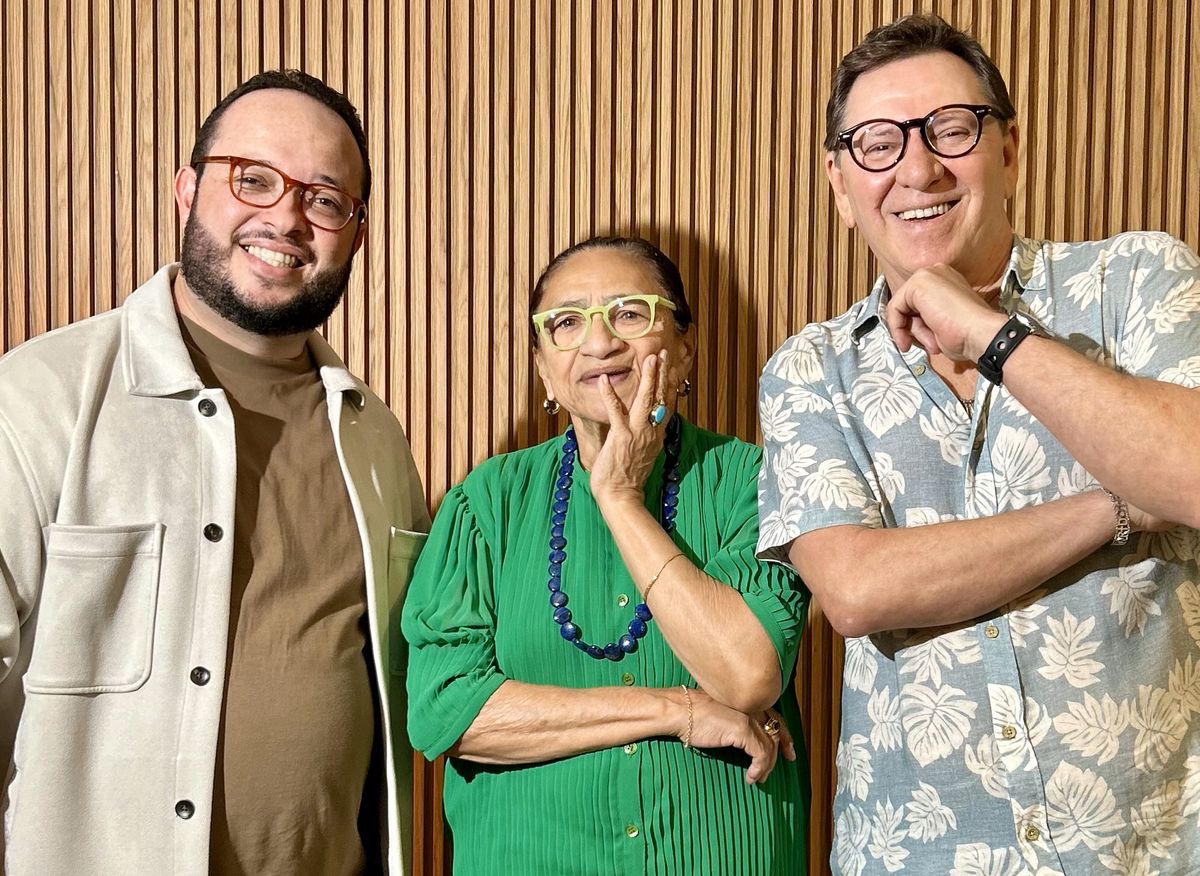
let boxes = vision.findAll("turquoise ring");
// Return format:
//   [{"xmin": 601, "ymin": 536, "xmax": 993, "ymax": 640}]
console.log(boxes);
[{"xmin": 648, "ymin": 404, "xmax": 668, "ymax": 427}]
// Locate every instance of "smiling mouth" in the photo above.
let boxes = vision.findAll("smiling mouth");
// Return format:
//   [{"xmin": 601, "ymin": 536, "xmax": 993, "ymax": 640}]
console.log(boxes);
[
  {"xmin": 896, "ymin": 200, "xmax": 958, "ymax": 221},
  {"xmin": 243, "ymin": 244, "xmax": 304, "ymax": 269}
]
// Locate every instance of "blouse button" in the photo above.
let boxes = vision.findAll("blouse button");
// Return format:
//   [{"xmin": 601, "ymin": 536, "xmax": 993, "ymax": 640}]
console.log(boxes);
[
  {"xmin": 984, "ymin": 624, "xmax": 1000, "ymax": 639},
  {"xmin": 912, "ymin": 363, "xmax": 927, "ymax": 376},
  {"xmin": 175, "ymin": 800, "xmax": 195, "ymax": 820},
  {"xmin": 1001, "ymin": 724, "xmax": 1017, "ymax": 740},
  {"xmin": 189, "ymin": 666, "xmax": 211, "ymax": 686},
  {"xmin": 623, "ymin": 743, "xmax": 638, "ymax": 755},
  {"xmin": 616, "ymin": 594, "xmax": 629, "ymax": 607},
  {"xmin": 1024, "ymin": 825, "xmax": 1041, "ymax": 842},
  {"xmin": 624, "ymin": 824, "xmax": 639, "ymax": 839},
  {"xmin": 620, "ymin": 672, "xmax": 635, "ymax": 686},
  {"xmin": 203, "ymin": 523, "xmax": 224, "ymax": 542},
  {"xmin": 198, "ymin": 398, "xmax": 217, "ymax": 417}
]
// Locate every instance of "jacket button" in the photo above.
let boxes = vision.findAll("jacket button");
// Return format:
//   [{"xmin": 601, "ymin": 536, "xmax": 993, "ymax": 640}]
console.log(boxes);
[
  {"xmin": 198, "ymin": 399, "xmax": 217, "ymax": 417},
  {"xmin": 203, "ymin": 524, "xmax": 223, "ymax": 542},
  {"xmin": 190, "ymin": 666, "xmax": 211, "ymax": 686},
  {"xmin": 175, "ymin": 800, "xmax": 195, "ymax": 819}
]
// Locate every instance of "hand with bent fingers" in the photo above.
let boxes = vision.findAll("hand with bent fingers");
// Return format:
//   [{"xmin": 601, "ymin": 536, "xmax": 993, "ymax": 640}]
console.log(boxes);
[
  {"xmin": 680, "ymin": 689, "xmax": 795, "ymax": 785},
  {"xmin": 887, "ymin": 263, "xmax": 1009, "ymax": 361},
  {"xmin": 590, "ymin": 349, "xmax": 681, "ymax": 506}
]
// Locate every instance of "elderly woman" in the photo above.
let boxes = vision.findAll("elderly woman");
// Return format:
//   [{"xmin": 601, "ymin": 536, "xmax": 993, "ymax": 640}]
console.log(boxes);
[{"xmin": 403, "ymin": 236, "xmax": 809, "ymax": 874}]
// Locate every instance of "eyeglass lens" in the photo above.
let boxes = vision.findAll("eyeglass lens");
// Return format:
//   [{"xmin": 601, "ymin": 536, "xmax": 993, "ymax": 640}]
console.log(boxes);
[
  {"xmin": 851, "ymin": 107, "xmax": 983, "ymax": 170},
  {"xmin": 229, "ymin": 162, "xmax": 355, "ymax": 228},
  {"xmin": 545, "ymin": 298, "xmax": 658, "ymax": 349}
]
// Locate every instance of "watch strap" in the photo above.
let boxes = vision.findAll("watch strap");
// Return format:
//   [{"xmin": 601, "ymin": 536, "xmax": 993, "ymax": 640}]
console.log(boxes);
[{"xmin": 977, "ymin": 314, "xmax": 1034, "ymax": 386}]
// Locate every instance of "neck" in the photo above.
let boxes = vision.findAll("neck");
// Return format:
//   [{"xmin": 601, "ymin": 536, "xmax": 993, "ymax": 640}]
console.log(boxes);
[{"xmin": 172, "ymin": 273, "xmax": 310, "ymax": 359}]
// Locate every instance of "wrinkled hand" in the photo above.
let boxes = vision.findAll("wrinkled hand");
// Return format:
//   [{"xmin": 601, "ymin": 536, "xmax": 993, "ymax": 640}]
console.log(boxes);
[
  {"xmin": 679, "ymin": 689, "xmax": 793, "ymax": 785},
  {"xmin": 590, "ymin": 350, "xmax": 681, "ymax": 506},
  {"xmin": 887, "ymin": 264, "xmax": 1008, "ymax": 361}
]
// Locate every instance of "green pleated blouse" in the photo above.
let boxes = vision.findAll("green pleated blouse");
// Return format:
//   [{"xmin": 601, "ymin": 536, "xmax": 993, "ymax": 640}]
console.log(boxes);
[{"xmin": 403, "ymin": 419, "xmax": 810, "ymax": 875}]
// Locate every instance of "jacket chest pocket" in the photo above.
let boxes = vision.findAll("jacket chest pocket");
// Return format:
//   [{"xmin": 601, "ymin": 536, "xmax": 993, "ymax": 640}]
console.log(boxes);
[
  {"xmin": 387, "ymin": 527, "xmax": 427, "ymax": 675},
  {"xmin": 25, "ymin": 522, "xmax": 164, "ymax": 694}
]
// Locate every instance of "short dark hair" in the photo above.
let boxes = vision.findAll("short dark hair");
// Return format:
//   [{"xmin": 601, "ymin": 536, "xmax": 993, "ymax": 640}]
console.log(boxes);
[
  {"xmin": 190, "ymin": 69, "xmax": 372, "ymax": 201},
  {"xmin": 529, "ymin": 236, "xmax": 694, "ymax": 346},
  {"xmin": 824, "ymin": 14, "xmax": 1016, "ymax": 151}
]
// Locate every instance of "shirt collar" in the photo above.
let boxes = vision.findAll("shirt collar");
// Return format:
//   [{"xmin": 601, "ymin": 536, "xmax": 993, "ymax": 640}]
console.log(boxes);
[{"xmin": 849, "ymin": 234, "xmax": 1043, "ymax": 344}]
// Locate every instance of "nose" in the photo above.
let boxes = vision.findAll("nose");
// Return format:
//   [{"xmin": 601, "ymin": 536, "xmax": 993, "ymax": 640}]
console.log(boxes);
[
  {"xmin": 893, "ymin": 129, "xmax": 946, "ymax": 189},
  {"xmin": 578, "ymin": 311, "xmax": 624, "ymax": 357},
  {"xmin": 257, "ymin": 186, "xmax": 311, "ymax": 236}
]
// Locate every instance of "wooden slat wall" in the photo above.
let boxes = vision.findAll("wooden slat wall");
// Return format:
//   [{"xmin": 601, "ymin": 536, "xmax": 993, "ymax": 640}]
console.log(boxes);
[{"xmin": 2, "ymin": 2, "xmax": 1197, "ymax": 873}]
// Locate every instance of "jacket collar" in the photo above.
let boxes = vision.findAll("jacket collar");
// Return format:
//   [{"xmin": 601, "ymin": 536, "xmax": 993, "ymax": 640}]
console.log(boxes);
[{"xmin": 122, "ymin": 263, "xmax": 364, "ymax": 408}]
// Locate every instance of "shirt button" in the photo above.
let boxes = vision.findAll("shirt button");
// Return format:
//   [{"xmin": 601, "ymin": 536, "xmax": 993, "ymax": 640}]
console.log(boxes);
[
  {"xmin": 1001, "ymin": 724, "xmax": 1017, "ymax": 740},
  {"xmin": 190, "ymin": 666, "xmax": 211, "ymax": 686},
  {"xmin": 621, "ymin": 672, "xmax": 635, "ymax": 686},
  {"xmin": 1024, "ymin": 825, "xmax": 1041, "ymax": 842},
  {"xmin": 203, "ymin": 523, "xmax": 223, "ymax": 542},
  {"xmin": 617, "ymin": 594, "xmax": 629, "ymax": 607},
  {"xmin": 912, "ymin": 363, "xmax": 927, "ymax": 376},
  {"xmin": 984, "ymin": 624, "xmax": 1000, "ymax": 639},
  {"xmin": 175, "ymin": 800, "xmax": 195, "ymax": 820},
  {"xmin": 197, "ymin": 398, "xmax": 217, "ymax": 417},
  {"xmin": 624, "ymin": 823, "xmax": 639, "ymax": 839},
  {"xmin": 623, "ymin": 743, "xmax": 638, "ymax": 755}
]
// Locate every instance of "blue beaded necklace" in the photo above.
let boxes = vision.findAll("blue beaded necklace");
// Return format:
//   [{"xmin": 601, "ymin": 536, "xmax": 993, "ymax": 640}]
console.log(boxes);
[{"xmin": 547, "ymin": 415, "xmax": 683, "ymax": 661}]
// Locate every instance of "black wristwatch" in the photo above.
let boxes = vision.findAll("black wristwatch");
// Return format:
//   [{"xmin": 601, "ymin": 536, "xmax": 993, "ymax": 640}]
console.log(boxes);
[{"xmin": 977, "ymin": 312, "xmax": 1040, "ymax": 386}]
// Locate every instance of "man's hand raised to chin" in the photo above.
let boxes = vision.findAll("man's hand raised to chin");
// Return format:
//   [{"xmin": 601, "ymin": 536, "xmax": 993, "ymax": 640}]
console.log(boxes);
[{"xmin": 885, "ymin": 263, "xmax": 1011, "ymax": 361}]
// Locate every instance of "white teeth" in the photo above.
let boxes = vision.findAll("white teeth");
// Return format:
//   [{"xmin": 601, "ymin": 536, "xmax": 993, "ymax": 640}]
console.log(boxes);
[
  {"xmin": 245, "ymin": 245, "xmax": 300, "ymax": 268},
  {"xmin": 898, "ymin": 202, "xmax": 953, "ymax": 221}
]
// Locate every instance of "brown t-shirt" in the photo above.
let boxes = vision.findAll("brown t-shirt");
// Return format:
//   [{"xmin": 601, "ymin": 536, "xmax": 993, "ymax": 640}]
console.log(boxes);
[{"xmin": 181, "ymin": 317, "xmax": 379, "ymax": 876}]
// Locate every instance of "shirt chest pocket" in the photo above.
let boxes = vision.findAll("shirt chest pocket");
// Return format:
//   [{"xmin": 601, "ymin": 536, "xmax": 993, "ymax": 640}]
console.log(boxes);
[
  {"xmin": 387, "ymin": 527, "xmax": 427, "ymax": 675},
  {"xmin": 25, "ymin": 523, "xmax": 164, "ymax": 694}
]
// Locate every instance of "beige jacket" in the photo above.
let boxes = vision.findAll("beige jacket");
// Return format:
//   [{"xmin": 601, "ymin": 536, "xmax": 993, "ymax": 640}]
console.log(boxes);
[{"xmin": 0, "ymin": 266, "xmax": 430, "ymax": 875}]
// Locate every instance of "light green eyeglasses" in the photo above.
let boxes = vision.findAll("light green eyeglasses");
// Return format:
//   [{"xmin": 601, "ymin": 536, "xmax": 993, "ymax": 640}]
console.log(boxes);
[{"xmin": 532, "ymin": 294, "xmax": 677, "ymax": 351}]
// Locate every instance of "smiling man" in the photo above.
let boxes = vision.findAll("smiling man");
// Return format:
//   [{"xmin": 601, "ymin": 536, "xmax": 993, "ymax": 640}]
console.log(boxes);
[
  {"xmin": 0, "ymin": 70, "xmax": 430, "ymax": 875},
  {"xmin": 757, "ymin": 14, "xmax": 1200, "ymax": 875}
]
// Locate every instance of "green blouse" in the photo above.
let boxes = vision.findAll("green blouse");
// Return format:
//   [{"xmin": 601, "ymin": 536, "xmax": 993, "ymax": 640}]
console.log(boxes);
[{"xmin": 404, "ymin": 420, "xmax": 810, "ymax": 875}]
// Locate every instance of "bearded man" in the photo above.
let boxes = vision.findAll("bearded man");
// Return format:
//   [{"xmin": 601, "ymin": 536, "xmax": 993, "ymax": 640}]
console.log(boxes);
[{"xmin": 0, "ymin": 70, "xmax": 429, "ymax": 875}]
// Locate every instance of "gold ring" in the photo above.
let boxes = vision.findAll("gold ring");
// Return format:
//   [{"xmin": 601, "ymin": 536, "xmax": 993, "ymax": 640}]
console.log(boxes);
[{"xmin": 762, "ymin": 717, "xmax": 781, "ymax": 737}]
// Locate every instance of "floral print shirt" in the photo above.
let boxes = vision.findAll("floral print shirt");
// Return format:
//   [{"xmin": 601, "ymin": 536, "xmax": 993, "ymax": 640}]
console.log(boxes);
[{"xmin": 757, "ymin": 233, "xmax": 1200, "ymax": 875}]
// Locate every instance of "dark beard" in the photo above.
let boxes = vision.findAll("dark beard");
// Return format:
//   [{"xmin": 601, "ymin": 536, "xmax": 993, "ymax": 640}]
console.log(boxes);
[{"xmin": 180, "ymin": 211, "xmax": 353, "ymax": 337}]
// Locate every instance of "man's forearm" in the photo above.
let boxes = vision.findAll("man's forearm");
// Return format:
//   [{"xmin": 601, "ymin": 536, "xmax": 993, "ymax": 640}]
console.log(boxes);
[
  {"xmin": 974, "ymin": 327, "xmax": 1200, "ymax": 529},
  {"xmin": 790, "ymin": 490, "xmax": 1118, "ymax": 637}
]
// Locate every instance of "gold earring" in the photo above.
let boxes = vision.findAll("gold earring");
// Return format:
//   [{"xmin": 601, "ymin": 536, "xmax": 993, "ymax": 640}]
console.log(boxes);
[{"xmin": 543, "ymin": 398, "xmax": 560, "ymax": 416}]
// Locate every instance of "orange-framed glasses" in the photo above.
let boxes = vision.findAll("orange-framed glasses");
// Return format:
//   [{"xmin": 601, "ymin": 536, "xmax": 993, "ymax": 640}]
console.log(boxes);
[{"xmin": 195, "ymin": 155, "xmax": 366, "ymax": 231}]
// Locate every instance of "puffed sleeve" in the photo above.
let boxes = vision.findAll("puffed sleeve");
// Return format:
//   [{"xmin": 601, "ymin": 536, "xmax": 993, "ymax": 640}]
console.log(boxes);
[
  {"xmin": 402, "ymin": 482, "xmax": 507, "ymax": 759},
  {"xmin": 702, "ymin": 440, "xmax": 810, "ymax": 683}
]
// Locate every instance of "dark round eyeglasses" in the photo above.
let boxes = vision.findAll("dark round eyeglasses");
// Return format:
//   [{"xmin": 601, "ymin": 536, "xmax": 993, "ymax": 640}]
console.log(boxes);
[
  {"xmin": 835, "ymin": 104, "xmax": 1000, "ymax": 172},
  {"xmin": 194, "ymin": 155, "xmax": 367, "ymax": 231}
]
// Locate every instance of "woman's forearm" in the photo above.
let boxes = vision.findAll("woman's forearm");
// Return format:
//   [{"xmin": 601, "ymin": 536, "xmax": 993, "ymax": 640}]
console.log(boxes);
[
  {"xmin": 450, "ymin": 680, "xmax": 682, "ymax": 765},
  {"xmin": 597, "ymin": 497, "xmax": 782, "ymax": 713}
]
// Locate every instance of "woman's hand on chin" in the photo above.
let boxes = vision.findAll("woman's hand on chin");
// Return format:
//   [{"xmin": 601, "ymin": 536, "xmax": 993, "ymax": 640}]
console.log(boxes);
[{"xmin": 590, "ymin": 350, "xmax": 672, "ymax": 508}]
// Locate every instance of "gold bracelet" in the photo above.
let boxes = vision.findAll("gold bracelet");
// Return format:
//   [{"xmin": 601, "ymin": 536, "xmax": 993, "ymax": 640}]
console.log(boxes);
[
  {"xmin": 680, "ymin": 685, "xmax": 694, "ymax": 748},
  {"xmin": 644, "ymin": 552, "xmax": 685, "ymax": 600}
]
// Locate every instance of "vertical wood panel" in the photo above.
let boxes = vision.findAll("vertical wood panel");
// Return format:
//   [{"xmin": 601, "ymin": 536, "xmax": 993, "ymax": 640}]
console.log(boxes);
[{"xmin": 3, "ymin": 3, "xmax": 1198, "ymax": 874}]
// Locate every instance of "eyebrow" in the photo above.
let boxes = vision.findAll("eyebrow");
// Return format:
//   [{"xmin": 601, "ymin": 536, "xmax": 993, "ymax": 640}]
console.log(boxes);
[{"xmin": 544, "ymin": 291, "xmax": 644, "ymax": 310}]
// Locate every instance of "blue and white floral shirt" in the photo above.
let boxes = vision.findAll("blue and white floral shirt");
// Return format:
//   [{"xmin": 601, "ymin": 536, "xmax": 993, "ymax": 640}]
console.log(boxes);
[{"xmin": 758, "ymin": 233, "xmax": 1200, "ymax": 875}]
